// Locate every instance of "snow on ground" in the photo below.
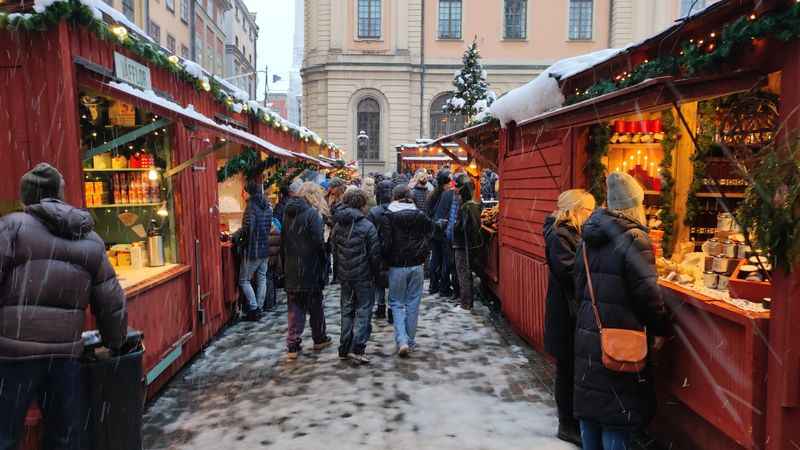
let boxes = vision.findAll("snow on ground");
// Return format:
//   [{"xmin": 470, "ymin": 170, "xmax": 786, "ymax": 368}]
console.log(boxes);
[{"xmin": 143, "ymin": 282, "xmax": 574, "ymax": 450}]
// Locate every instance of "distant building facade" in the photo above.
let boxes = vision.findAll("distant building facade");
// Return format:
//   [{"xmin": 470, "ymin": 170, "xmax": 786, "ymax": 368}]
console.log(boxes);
[
  {"xmin": 609, "ymin": 0, "xmax": 720, "ymax": 48},
  {"xmin": 267, "ymin": 93, "xmax": 289, "ymax": 120},
  {"xmin": 223, "ymin": 0, "xmax": 259, "ymax": 99}
]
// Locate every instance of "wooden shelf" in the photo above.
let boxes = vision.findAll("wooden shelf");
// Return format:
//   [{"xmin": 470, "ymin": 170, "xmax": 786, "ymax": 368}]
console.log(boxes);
[
  {"xmin": 695, "ymin": 192, "xmax": 746, "ymax": 199},
  {"xmin": 608, "ymin": 143, "xmax": 664, "ymax": 151},
  {"xmin": 87, "ymin": 202, "xmax": 161, "ymax": 209},
  {"xmin": 644, "ymin": 190, "xmax": 662, "ymax": 196},
  {"xmin": 84, "ymin": 168, "xmax": 161, "ymax": 172}
]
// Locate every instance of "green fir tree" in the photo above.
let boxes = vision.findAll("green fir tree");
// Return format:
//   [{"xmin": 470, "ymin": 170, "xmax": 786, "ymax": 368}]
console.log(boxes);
[{"xmin": 444, "ymin": 38, "xmax": 495, "ymax": 121}]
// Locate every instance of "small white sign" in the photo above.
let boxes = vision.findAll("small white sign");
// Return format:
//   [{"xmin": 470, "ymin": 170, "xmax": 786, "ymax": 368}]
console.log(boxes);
[{"xmin": 114, "ymin": 52, "xmax": 152, "ymax": 91}]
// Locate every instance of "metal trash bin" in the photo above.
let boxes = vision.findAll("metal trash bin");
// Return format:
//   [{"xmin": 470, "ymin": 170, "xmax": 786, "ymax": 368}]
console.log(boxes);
[{"xmin": 80, "ymin": 329, "xmax": 145, "ymax": 450}]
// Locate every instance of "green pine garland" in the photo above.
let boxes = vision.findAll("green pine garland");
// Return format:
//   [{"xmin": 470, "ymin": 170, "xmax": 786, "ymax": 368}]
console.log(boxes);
[
  {"xmin": 263, "ymin": 160, "xmax": 317, "ymax": 189},
  {"xmin": 216, "ymin": 148, "xmax": 280, "ymax": 182},
  {"xmin": 658, "ymin": 110, "xmax": 678, "ymax": 258},
  {"xmin": 566, "ymin": 3, "xmax": 800, "ymax": 105},
  {"xmin": 0, "ymin": 0, "xmax": 339, "ymax": 149},
  {"xmin": 586, "ymin": 124, "xmax": 612, "ymax": 205}
]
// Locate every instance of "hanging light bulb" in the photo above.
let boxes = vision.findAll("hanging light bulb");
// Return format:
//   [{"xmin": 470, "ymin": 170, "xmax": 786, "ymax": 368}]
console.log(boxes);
[
  {"xmin": 168, "ymin": 55, "xmax": 180, "ymax": 65},
  {"xmin": 201, "ymin": 79, "xmax": 211, "ymax": 92},
  {"xmin": 110, "ymin": 25, "xmax": 128, "ymax": 41},
  {"xmin": 148, "ymin": 169, "xmax": 159, "ymax": 181},
  {"xmin": 157, "ymin": 203, "xmax": 169, "ymax": 217}
]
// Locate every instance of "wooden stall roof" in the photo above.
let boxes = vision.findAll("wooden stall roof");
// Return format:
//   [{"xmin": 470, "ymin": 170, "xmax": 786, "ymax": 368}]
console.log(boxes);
[{"xmin": 419, "ymin": 122, "xmax": 502, "ymax": 171}]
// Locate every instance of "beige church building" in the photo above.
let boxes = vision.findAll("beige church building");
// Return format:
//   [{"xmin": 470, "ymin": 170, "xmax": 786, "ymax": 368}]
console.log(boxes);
[{"xmin": 302, "ymin": 0, "xmax": 717, "ymax": 172}]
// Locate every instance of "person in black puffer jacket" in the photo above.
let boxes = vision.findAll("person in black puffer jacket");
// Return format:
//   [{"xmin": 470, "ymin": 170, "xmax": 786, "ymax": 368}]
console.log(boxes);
[
  {"xmin": 380, "ymin": 185, "xmax": 434, "ymax": 357},
  {"xmin": 0, "ymin": 163, "xmax": 127, "ymax": 450},
  {"xmin": 542, "ymin": 189, "xmax": 596, "ymax": 446},
  {"xmin": 236, "ymin": 179, "xmax": 273, "ymax": 320},
  {"xmin": 331, "ymin": 189, "xmax": 381, "ymax": 363},
  {"xmin": 426, "ymin": 170, "xmax": 455, "ymax": 296},
  {"xmin": 281, "ymin": 183, "xmax": 332, "ymax": 359},
  {"xmin": 573, "ymin": 172, "xmax": 670, "ymax": 449},
  {"xmin": 367, "ymin": 179, "xmax": 395, "ymax": 321},
  {"xmin": 452, "ymin": 178, "xmax": 483, "ymax": 310}
]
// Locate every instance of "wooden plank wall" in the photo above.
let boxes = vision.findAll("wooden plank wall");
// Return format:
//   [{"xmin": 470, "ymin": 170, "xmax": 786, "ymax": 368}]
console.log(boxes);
[{"xmin": 498, "ymin": 123, "xmax": 574, "ymax": 352}]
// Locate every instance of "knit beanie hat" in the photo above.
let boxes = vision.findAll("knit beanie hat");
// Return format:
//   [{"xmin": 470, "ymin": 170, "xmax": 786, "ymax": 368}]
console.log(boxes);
[
  {"xmin": 20, "ymin": 162, "xmax": 64, "ymax": 206},
  {"xmin": 436, "ymin": 170, "xmax": 452, "ymax": 187},
  {"xmin": 606, "ymin": 172, "xmax": 644, "ymax": 211}
]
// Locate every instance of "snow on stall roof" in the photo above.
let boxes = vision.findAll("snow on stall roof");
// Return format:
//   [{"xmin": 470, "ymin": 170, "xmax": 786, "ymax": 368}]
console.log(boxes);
[
  {"xmin": 107, "ymin": 81, "xmax": 295, "ymax": 158},
  {"xmin": 488, "ymin": 48, "xmax": 623, "ymax": 127},
  {"xmin": 214, "ymin": 76, "xmax": 250, "ymax": 103}
]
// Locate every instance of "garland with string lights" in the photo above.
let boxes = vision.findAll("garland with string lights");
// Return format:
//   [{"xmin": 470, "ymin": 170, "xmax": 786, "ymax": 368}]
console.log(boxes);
[
  {"xmin": 566, "ymin": 3, "xmax": 800, "ymax": 105},
  {"xmin": 658, "ymin": 110, "xmax": 678, "ymax": 258},
  {"xmin": 263, "ymin": 160, "xmax": 317, "ymax": 189},
  {"xmin": 586, "ymin": 124, "xmax": 612, "ymax": 206},
  {"xmin": 0, "ymin": 0, "xmax": 341, "ymax": 151},
  {"xmin": 216, "ymin": 148, "xmax": 279, "ymax": 182}
]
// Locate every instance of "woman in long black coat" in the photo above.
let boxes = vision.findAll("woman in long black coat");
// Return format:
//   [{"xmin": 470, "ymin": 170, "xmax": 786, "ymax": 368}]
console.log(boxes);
[
  {"xmin": 573, "ymin": 172, "xmax": 669, "ymax": 450},
  {"xmin": 542, "ymin": 189, "xmax": 596, "ymax": 446}
]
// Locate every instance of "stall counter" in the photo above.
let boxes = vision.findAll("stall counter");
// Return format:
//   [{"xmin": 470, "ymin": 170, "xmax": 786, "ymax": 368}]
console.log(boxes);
[
  {"xmin": 653, "ymin": 280, "xmax": 770, "ymax": 450},
  {"xmin": 115, "ymin": 264, "xmax": 190, "ymax": 297}
]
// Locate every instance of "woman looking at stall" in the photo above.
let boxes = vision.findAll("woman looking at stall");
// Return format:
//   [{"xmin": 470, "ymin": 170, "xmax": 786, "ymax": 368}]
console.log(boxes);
[
  {"xmin": 542, "ymin": 189, "xmax": 595, "ymax": 446},
  {"xmin": 452, "ymin": 178, "xmax": 482, "ymax": 310},
  {"xmin": 237, "ymin": 180, "xmax": 273, "ymax": 322},
  {"xmin": 573, "ymin": 172, "xmax": 669, "ymax": 450}
]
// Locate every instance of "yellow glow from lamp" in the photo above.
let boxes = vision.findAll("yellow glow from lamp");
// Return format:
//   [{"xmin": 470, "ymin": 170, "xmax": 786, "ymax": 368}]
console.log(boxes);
[
  {"xmin": 110, "ymin": 25, "xmax": 128, "ymax": 41},
  {"xmin": 147, "ymin": 169, "xmax": 159, "ymax": 181},
  {"xmin": 157, "ymin": 203, "xmax": 169, "ymax": 217},
  {"xmin": 201, "ymin": 79, "xmax": 211, "ymax": 92},
  {"xmin": 167, "ymin": 55, "xmax": 180, "ymax": 65},
  {"xmin": 469, "ymin": 161, "xmax": 477, "ymax": 170},
  {"xmin": 282, "ymin": 125, "xmax": 289, "ymax": 132}
]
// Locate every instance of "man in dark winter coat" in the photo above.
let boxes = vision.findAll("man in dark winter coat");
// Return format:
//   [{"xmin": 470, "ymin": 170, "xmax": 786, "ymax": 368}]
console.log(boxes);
[
  {"xmin": 237, "ymin": 180, "xmax": 273, "ymax": 321},
  {"xmin": 380, "ymin": 185, "xmax": 434, "ymax": 357},
  {"xmin": 573, "ymin": 172, "xmax": 669, "ymax": 448},
  {"xmin": 331, "ymin": 189, "xmax": 381, "ymax": 363},
  {"xmin": 452, "ymin": 178, "xmax": 482, "ymax": 310},
  {"xmin": 0, "ymin": 163, "xmax": 128, "ymax": 450},
  {"xmin": 281, "ymin": 194, "xmax": 332, "ymax": 360},
  {"xmin": 426, "ymin": 170, "xmax": 455, "ymax": 296},
  {"xmin": 367, "ymin": 179, "xmax": 395, "ymax": 321}
]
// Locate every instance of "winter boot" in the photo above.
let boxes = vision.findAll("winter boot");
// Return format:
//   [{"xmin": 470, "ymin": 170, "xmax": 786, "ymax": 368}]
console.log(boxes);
[
  {"xmin": 557, "ymin": 419, "xmax": 582, "ymax": 447},
  {"xmin": 375, "ymin": 304, "xmax": 386, "ymax": 319}
]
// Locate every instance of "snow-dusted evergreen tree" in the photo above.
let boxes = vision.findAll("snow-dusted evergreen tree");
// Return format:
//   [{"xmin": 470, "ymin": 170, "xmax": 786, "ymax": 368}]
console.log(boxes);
[{"xmin": 444, "ymin": 38, "xmax": 495, "ymax": 121}]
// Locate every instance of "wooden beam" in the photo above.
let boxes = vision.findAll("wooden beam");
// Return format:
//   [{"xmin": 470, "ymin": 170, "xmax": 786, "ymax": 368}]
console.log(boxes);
[
  {"xmin": 164, "ymin": 141, "xmax": 230, "ymax": 178},
  {"xmin": 83, "ymin": 118, "xmax": 172, "ymax": 161},
  {"xmin": 440, "ymin": 146, "xmax": 467, "ymax": 167},
  {"xmin": 456, "ymin": 138, "xmax": 499, "ymax": 172}
]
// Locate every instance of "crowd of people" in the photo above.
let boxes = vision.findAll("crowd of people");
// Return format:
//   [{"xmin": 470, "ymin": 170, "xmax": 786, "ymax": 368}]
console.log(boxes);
[{"xmin": 234, "ymin": 167, "xmax": 487, "ymax": 363}]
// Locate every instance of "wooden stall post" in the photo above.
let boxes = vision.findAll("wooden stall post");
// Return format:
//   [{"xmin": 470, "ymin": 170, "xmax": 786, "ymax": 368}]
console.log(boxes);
[{"xmin": 672, "ymin": 103, "xmax": 698, "ymax": 247}]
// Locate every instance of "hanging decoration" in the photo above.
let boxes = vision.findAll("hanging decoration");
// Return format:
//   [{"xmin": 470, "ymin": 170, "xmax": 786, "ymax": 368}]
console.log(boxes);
[
  {"xmin": 658, "ymin": 110, "xmax": 678, "ymax": 258},
  {"xmin": 586, "ymin": 124, "xmax": 612, "ymax": 206},
  {"xmin": 216, "ymin": 148, "xmax": 279, "ymax": 182},
  {"xmin": 0, "ymin": 0, "xmax": 340, "ymax": 151},
  {"xmin": 566, "ymin": 3, "xmax": 800, "ymax": 105},
  {"xmin": 263, "ymin": 160, "xmax": 318, "ymax": 189}
]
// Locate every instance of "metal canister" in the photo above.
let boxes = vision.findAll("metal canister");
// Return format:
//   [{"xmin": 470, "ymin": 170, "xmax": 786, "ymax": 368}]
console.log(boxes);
[
  {"xmin": 706, "ymin": 238, "xmax": 722, "ymax": 256},
  {"xmin": 722, "ymin": 240, "xmax": 737, "ymax": 258},
  {"xmin": 717, "ymin": 212, "xmax": 734, "ymax": 232},
  {"xmin": 712, "ymin": 256, "xmax": 728, "ymax": 274},
  {"xmin": 147, "ymin": 220, "xmax": 165, "ymax": 267},
  {"xmin": 703, "ymin": 271, "xmax": 718, "ymax": 289},
  {"xmin": 737, "ymin": 244, "xmax": 750, "ymax": 260},
  {"xmin": 718, "ymin": 275, "xmax": 730, "ymax": 290}
]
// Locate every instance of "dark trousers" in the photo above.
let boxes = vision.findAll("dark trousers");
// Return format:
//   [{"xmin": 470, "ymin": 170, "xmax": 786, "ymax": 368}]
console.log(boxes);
[
  {"xmin": 286, "ymin": 290, "xmax": 328, "ymax": 352},
  {"xmin": 449, "ymin": 246, "xmax": 460, "ymax": 296},
  {"xmin": 0, "ymin": 359, "xmax": 81, "ymax": 450},
  {"xmin": 555, "ymin": 357, "xmax": 575, "ymax": 422},
  {"xmin": 454, "ymin": 248, "xmax": 474, "ymax": 308},
  {"xmin": 339, "ymin": 280, "xmax": 375, "ymax": 356},
  {"xmin": 429, "ymin": 239, "xmax": 453, "ymax": 295}
]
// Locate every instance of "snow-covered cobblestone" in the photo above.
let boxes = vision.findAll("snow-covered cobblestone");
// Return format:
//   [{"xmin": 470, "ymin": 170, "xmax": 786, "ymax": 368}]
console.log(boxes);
[{"xmin": 142, "ymin": 282, "xmax": 575, "ymax": 450}]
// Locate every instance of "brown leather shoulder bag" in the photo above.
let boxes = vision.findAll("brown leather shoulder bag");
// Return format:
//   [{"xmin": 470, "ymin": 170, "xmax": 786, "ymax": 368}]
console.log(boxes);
[{"xmin": 582, "ymin": 242, "xmax": 648, "ymax": 373}]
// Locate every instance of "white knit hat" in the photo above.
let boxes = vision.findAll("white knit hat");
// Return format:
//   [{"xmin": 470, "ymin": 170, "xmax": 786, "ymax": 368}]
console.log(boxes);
[{"xmin": 606, "ymin": 172, "xmax": 644, "ymax": 211}]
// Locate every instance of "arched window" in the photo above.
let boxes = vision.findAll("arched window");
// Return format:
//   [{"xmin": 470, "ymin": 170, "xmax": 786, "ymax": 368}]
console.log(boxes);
[
  {"xmin": 430, "ymin": 94, "xmax": 466, "ymax": 138},
  {"xmin": 357, "ymin": 98, "xmax": 381, "ymax": 161}
]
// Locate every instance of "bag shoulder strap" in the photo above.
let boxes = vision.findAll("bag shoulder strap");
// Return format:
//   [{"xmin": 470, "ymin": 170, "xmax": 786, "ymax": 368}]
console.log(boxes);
[{"xmin": 582, "ymin": 241, "xmax": 604, "ymax": 331}]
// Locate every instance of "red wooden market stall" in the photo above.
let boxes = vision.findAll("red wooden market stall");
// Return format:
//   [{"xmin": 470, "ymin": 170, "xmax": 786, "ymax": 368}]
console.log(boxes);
[
  {"xmin": 0, "ymin": 3, "xmax": 340, "ymax": 447},
  {"xmin": 429, "ymin": 1, "xmax": 800, "ymax": 449}
]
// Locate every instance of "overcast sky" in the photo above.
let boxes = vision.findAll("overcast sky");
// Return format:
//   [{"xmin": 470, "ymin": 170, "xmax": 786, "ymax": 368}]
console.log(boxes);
[{"xmin": 244, "ymin": 0, "xmax": 294, "ymax": 97}]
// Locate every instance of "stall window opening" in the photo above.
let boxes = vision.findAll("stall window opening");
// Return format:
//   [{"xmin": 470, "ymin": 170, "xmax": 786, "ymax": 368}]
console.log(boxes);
[{"xmin": 79, "ymin": 92, "xmax": 179, "ymax": 276}]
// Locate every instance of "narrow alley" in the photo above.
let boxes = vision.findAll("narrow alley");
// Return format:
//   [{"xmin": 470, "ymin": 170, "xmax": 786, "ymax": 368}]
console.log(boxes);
[{"xmin": 142, "ymin": 284, "xmax": 575, "ymax": 450}]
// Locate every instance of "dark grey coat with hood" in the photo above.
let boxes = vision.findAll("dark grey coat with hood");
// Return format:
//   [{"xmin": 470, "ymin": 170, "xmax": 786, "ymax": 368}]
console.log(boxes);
[
  {"xmin": 0, "ymin": 199, "xmax": 127, "ymax": 360},
  {"xmin": 281, "ymin": 197, "xmax": 327, "ymax": 292},
  {"xmin": 573, "ymin": 208, "xmax": 670, "ymax": 430},
  {"xmin": 331, "ymin": 207, "xmax": 381, "ymax": 282}
]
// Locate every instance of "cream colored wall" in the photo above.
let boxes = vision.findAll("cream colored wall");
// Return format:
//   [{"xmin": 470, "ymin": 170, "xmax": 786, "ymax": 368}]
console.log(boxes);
[
  {"xmin": 611, "ymin": 0, "xmax": 722, "ymax": 48},
  {"xmin": 148, "ymin": 0, "xmax": 191, "ymax": 53},
  {"xmin": 425, "ymin": 0, "xmax": 611, "ymax": 62}
]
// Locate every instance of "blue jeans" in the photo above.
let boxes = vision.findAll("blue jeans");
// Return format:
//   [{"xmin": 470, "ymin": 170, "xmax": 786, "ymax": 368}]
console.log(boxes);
[
  {"xmin": 0, "ymin": 359, "xmax": 81, "ymax": 450},
  {"xmin": 580, "ymin": 420, "xmax": 631, "ymax": 450},
  {"xmin": 239, "ymin": 257, "xmax": 268, "ymax": 312},
  {"xmin": 339, "ymin": 280, "xmax": 375, "ymax": 355},
  {"xmin": 388, "ymin": 266, "xmax": 424, "ymax": 348}
]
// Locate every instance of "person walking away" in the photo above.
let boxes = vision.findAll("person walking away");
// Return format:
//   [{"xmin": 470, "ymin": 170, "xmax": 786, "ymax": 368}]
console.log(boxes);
[
  {"xmin": 281, "ymin": 181, "xmax": 333, "ymax": 360},
  {"xmin": 265, "ymin": 216, "xmax": 283, "ymax": 309},
  {"xmin": 426, "ymin": 170, "xmax": 455, "ymax": 297},
  {"xmin": 409, "ymin": 170, "xmax": 431, "ymax": 212},
  {"xmin": 0, "ymin": 163, "xmax": 128, "ymax": 450},
  {"xmin": 368, "ymin": 179, "xmax": 395, "ymax": 322},
  {"xmin": 236, "ymin": 180, "xmax": 273, "ymax": 321},
  {"xmin": 542, "ymin": 189, "xmax": 596, "ymax": 446},
  {"xmin": 452, "ymin": 178, "xmax": 483, "ymax": 310},
  {"xmin": 574, "ymin": 172, "xmax": 669, "ymax": 450},
  {"xmin": 445, "ymin": 173, "xmax": 468, "ymax": 299},
  {"xmin": 331, "ymin": 189, "xmax": 381, "ymax": 364},
  {"xmin": 380, "ymin": 185, "xmax": 434, "ymax": 357}
]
